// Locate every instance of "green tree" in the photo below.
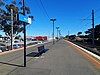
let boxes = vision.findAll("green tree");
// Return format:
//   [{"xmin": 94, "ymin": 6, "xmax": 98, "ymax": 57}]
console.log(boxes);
[
  {"xmin": 77, "ymin": 32, "xmax": 82, "ymax": 36},
  {"xmin": 94, "ymin": 24, "xmax": 100, "ymax": 39},
  {"xmin": 85, "ymin": 24, "xmax": 100, "ymax": 39},
  {"xmin": 0, "ymin": 1, "xmax": 32, "ymax": 38},
  {"xmin": 0, "ymin": 4, "xmax": 22, "ymax": 37},
  {"xmin": 85, "ymin": 28, "xmax": 93, "ymax": 39}
]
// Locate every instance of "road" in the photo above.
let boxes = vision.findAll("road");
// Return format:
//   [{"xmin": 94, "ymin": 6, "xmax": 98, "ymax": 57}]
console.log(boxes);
[{"xmin": 0, "ymin": 40, "xmax": 100, "ymax": 75}]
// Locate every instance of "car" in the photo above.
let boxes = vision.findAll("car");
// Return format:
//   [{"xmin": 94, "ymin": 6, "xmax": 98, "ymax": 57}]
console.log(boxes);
[
  {"xmin": 38, "ymin": 41, "xmax": 43, "ymax": 44},
  {"xmin": 0, "ymin": 43, "xmax": 8, "ymax": 52},
  {"xmin": 13, "ymin": 44, "xmax": 20, "ymax": 49}
]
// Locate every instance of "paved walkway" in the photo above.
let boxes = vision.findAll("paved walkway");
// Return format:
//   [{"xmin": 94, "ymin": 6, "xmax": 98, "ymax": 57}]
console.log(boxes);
[{"xmin": 0, "ymin": 40, "xmax": 100, "ymax": 75}]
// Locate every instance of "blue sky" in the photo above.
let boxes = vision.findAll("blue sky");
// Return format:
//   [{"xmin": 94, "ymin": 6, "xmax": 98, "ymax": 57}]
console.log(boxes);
[{"xmin": 1, "ymin": 0, "xmax": 100, "ymax": 37}]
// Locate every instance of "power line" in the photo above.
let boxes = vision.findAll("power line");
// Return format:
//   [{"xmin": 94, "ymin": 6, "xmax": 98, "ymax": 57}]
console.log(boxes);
[
  {"xmin": 78, "ymin": 12, "xmax": 92, "ymax": 34},
  {"xmin": 92, "ymin": 8, "xmax": 100, "ymax": 19},
  {"xmin": 95, "ymin": 16, "xmax": 100, "ymax": 19},
  {"xmin": 35, "ymin": 0, "xmax": 47, "ymax": 18},
  {"xmin": 79, "ymin": 13, "xmax": 91, "ymax": 27},
  {"xmin": 39, "ymin": 0, "xmax": 50, "ymax": 19},
  {"xmin": 95, "ymin": 8, "xmax": 100, "ymax": 14}
]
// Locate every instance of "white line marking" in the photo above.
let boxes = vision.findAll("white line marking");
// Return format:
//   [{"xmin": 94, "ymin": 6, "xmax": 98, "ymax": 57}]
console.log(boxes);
[{"xmin": 66, "ymin": 40, "xmax": 100, "ymax": 60}]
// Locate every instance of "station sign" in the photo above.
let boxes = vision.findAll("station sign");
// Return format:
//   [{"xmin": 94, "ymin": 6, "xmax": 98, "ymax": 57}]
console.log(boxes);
[{"xmin": 19, "ymin": 14, "xmax": 32, "ymax": 24}]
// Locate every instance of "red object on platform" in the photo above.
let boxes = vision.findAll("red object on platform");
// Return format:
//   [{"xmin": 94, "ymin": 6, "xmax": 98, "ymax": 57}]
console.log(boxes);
[{"xmin": 35, "ymin": 36, "xmax": 47, "ymax": 41}]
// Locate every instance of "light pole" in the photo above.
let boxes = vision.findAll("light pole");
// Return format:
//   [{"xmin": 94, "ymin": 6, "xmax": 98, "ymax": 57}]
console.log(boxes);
[
  {"xmin": 58, "ymin": 30, "xmax": 61, "ymax": 39},
  {"xmin": 22, "ymin": 0, "xmax": 33, "ymax": 67},
  {"xmin": 22, "ymin": 0, "xmax": 27, "ymax": 67},
  {"xmin": 11, "ymin": 9, "xmax": 13, "ymax": 50},
  {"xmin": 50, "ymin": 18, "xmax": 56, "ymax": 44},
  {"xmin": 56, "ymin": 27, "xmax": 59, "ymax": 40}
]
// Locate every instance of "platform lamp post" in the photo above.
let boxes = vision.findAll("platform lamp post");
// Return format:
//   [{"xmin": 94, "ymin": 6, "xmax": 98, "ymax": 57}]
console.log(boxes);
[
  {"xmin": 22, "ymin": 0, "xmax": 27, "ymax": 67},
  {"xmin": 11, "ymin": 9, "xmax": 13, "ymax": 50},
  {"xmin": 58, "ymin": 30, "xmax": 61, "ymax": 39},
  {"xmin": 56, "ymin": 27, "xmax": 59, "ymax": 41},
  {"xmin": 50, "ymin": 18, "xmax": 56, "ymax": 44},
  {"xmin": 21, "ymin": 0, "xmax": 33, "ymax": 67}
]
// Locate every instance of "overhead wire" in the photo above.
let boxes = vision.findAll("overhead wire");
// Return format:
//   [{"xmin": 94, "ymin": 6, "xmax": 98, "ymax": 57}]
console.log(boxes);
[
  {"xmin": 80, "ymin": 15, "xmax": 91, "ymax": 26},
  {"xmin": 39, "ymin": 0, "xmax": 50, "ymax": 20},
  {"xmin": 79, "ymin": 8, "xmax": 100, "ymax": 33},
  {"xmin": 77, "ymin": 11, "xmax": 92, "ymax": 34},
  {"xmin": 35, "ymin": 0, "xmax": 48, "ymax": 19},
  {"xmin": 82, "ymin": 8, "xmax": 100, "ymax": 22},
  {"xmin": 93, "ymin": 8, "xmax": 100, "ymax": 19},
  {"xmin": 26, "ymin": 0, "xmax": 51, "ymax": 34}
]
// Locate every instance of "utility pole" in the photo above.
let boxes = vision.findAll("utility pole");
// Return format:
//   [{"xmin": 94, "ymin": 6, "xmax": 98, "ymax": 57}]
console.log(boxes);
[
  {"xmin": 81, "ymin": 10, "xmax": 95, "ymax": 47},
  {"xmin": 56, "ymin": 27, "xmax": 59, "ymax": 41},
  {"xmin": 22, "ymin": 0, "xmax": 26, "ymax": 67},
  {"xmin": 11, "ymin": 9, "xmax": 13, "ymax": 50},
  {"xmin": 92, "ymin": 10, "xmax": 95, "ymax": 47},
  {"xmin": 50, "ymin": 18, "xmax": 56, "ymax": 44}
]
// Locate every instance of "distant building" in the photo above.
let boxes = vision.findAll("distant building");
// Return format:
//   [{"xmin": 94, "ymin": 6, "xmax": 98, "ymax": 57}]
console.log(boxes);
[
  {"xmin": 34, "ymin": 36, "xmax": 47, "ymax": 41},
  {"xmin": 23, "ymin": 36, "xmax": 48, "ymax": 41}
]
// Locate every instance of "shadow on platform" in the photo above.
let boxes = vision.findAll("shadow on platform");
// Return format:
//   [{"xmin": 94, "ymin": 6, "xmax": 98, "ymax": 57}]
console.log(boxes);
[
  {"xmin": 27, "ymin": 49, "xmax": 49, "ymax": 57},
  {"xmin": 0, "ymin": 61, "xmax": 24, "ymax": 67}
]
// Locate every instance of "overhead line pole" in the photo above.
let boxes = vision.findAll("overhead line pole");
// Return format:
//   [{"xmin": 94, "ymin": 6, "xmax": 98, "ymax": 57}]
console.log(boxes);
[
  {"xmin": 92, "ymin": 10, "xmax": 95, "ymax": 47},
  {"xmin": 82, "ymin": 10, "xmax": 95, "ymax": 47}
]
